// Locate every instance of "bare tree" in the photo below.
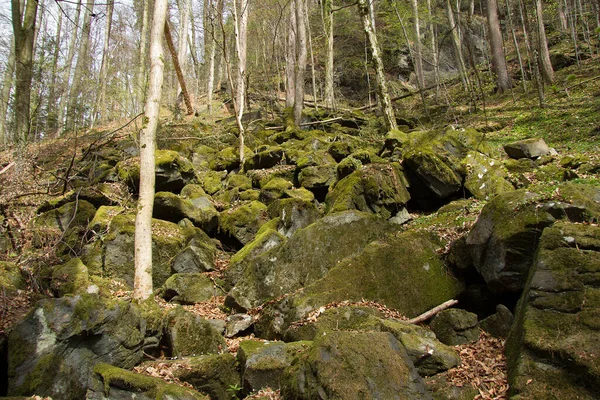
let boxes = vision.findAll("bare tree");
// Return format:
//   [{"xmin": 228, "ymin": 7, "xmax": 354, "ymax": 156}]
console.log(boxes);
[
  {"xmin": 92, "ymin": 0, "xmax": 115, "ymax": 127},
  {"xmin": 57, "ymin": 1, "xmax": 82, "ymax": 130},
  {"xmin": 534, "ymin": 0, "xmax": 554, "ymax": 83},
  {"xmin": 412, "ymin": 0, "xmax": 425, "ymax": 90},
  {"xmin": 446, "ymin": 0, "xmax": 470, "ymax": 90},
  {"xmin": 46, "ymin": 7, "xmax": 63, "ymax": 132},
  {"xmin": 293, "ymin": 0, "xmax": 307, "ymax": 125},
  {"xmin": 136, "ymin": 0, "xmax": 150, "ymax": 110},
  {"xmin": 322, "ymin": 0, "xmax": 335, "ymax": 108},
  {"xmin": 133, "ymin": 0, "xmax": 169, "ymax": 301},
  {"xmin": 485, "ymin": 0, "xmax": 511, "ymax": 92},
  {"xmin": 0, "ymin": 33, "xmax": 17, "ymax": 144},
  {"xmin": 286, "ymin": 0, "xmax": 296, "ymax": 108}
]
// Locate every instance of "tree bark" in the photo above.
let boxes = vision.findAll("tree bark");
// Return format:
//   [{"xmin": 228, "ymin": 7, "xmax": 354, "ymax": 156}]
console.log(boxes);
[
  {"xmin": 412, "ymin": 0, "xmax": 425, "ymax": 90},
  {"xmin": 485, "ymin": 0, "xmax": 511, "ymax": 93},
  {"xmin": 176, "ymin": 0, "xmax": 191, "ymax": 95},
  {"xmin": 136, "ymin": 0, "xmax": 150, "ymax": 111},
  {"xmin": 0, "ymin": 33, "xmax": 17, "ymax": 145},
  {"xmin": 46, "ymin": 8, "xmax": 63, "ymax": 132},
  {"xmin": 164, "ymin": 21, "xmax": 194, "ymax": 115},
  {"xmin": 446, "ymin": 0, "xmax": 470, "ymax": 90},
  {"xmin": 286, "ymin": 0, "xmax": 296, "ymax": 108},
  {"xmin": 322, "ymin": 0, "xmax": 335, "ymax": 108},
  {"xmin": 233, "ymin": 0, "xmax": 249, "ymax": 166},
  {"xmin": 134, "ymin": 0, "xmax": 169, "ymax": 301},
  {"xmin": 206, "ymin": 0, "xmax": 217, "ymax": 114},
  {"xmin": 506, "ymin": 0, "xmax": 526, "ymax": 92},
  {"xmin": 11, "ymin": 0, "xmax": 39, "ymax": 143},
  {"xmin": 534, "ymin": 0, "xmax": 554, "ymax": 83},
  {"xmin": 65, "ymin": 0, "xmax": 95, "ymax": 132},
  {"xmin": 57, "ymin": 1, "xmax": 82, "ymax": 130},
  {"xmin": 357, "ymin": 0, "xmax": 397, "ymax": 131},
  {"xmin": 293, "ymin": 0, "xmax": 307, "ymax": 125},
  {"xmin": 92, "ymin": 0, "xmax": 115, "ymax": 127}
]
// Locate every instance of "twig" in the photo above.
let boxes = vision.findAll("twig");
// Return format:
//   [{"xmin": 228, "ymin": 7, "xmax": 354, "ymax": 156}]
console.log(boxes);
[
  {"xmin": 0, "ymin": 162, "xmax": 15, "ymax": 175},
  {"xmin": 408, "ymin": 299, "xmax": 458, "ymax": 324},
  {"xmin": 80, "ymin": 113, "xmax": 144, "ymax": 161}
]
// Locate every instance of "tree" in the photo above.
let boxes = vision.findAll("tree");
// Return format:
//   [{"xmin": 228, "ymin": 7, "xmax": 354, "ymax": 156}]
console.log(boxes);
[
  {"xmin": 485, "ymin": 0, "xmax": 511, "ymax": 93},
  {"xmin": 357, "ymin": 0, "xmax": 397, "ymax": 131},
  {"xmin": 133, "ymin": 0, "xmax": 169, "ymax": 301},
  {"xmin": 322, "ymin": 0, "xmax": 335, "ymax": 108},
  {"xmin": 11, "ymin": 0, "xmax": 39, "ymax": 143},
  {"xmin": 411, "ymin": 0, "xmax": 425, "ymax": 90},
  {"xmin": 446, "ymin": 0, "xmax": 470, "ymax": 90},
  {"xmin": 293, "ymin": 0, "xmax": 307, "ymax": 125},
  {"xmin": 92, "ymin": 0, "xmax": 115, "ymax": 127},
  {"xmin": 534, "ymin": 0, "xmax": 554, "ymax": 83},
  {"xmin": 285, "ymin": 0, "xmax": 296, "ymax": 108},
  {"xmin": 57, "ymin": 1, "xmax": 82, "ymax": 130},
  {"xmin": 136, "ymin": 0, "xmax": 150, "ymax": 111}
]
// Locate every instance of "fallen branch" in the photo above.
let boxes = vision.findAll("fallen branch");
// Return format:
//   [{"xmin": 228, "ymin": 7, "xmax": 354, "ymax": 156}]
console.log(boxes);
[
  {"xmin": 408, "ymin": 299, "xmax": 458, "ymax": 324},
  {"xmin": 0, "ymin": 162, "xmax": 15, "ymax": 175}
]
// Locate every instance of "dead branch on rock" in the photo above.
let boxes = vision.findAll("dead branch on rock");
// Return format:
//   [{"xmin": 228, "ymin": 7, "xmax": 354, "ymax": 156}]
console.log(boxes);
[{"xmin": 408, "ymin": 299, "xmax": 458, "ymax": 324}]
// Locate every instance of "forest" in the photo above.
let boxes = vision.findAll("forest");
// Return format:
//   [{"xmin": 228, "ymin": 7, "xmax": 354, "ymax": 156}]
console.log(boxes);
[{"xmin": 0, "ymin": 0, "xmax": 599, "ymax": 399}]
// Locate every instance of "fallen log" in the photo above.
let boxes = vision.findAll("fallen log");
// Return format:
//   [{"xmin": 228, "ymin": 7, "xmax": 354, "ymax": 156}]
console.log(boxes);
[{"xmin": 408, "ymin": 299, "xmax": 459, "ymax": 324}]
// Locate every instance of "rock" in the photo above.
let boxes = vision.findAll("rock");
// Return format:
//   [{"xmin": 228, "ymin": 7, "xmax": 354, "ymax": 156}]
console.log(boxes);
[
  {"xmin": 462, "ymin": 151, "xmax": 514, "ymax": 200},
  {"xmin": 238, "ymin": 340, "xmax": 311, "ymax": 392},
  {"xmin": 197, "ymin": 170, "xmax": 227, "ymax": 195},
  {"xmin": 388, "ymin": 207, "xmax": 412, "ymax": 225},
  {"xmin": 153, "ymin": 191, "xmax": 218, "ymax": 233},
  {"xmin": 169, "ymin": 354, "xmax": 240, "ymax": 400},
  {"xmin": 243, "ymin": 146, "xmax": 284, "ymax": 170},
  {"xmin": 208, "ymin": 146, "xmax": 247, "ymax": 171},
  {"xmin": 504, "ymin": 158, "xmax": 538, "ymax": 173},
  {"xmin": 425, "ymin": 375, "xmax": 479, "ymax": 400},
  {"xmin": 225, "ymin": 314, "xmax": 254, "ymax": 337},
  {"xmin": 259, "ymin": 177, "xmax": 293, "ymax": 205},
  {"xmin": 267, "ymin": 198, "xmax": 320, "ymax": 238},
  {"xmin": 225, "ymin": 173, "xmax": 253, "ymax": 191},
  {"xmin": 325, "ymin": 163, "xmax": 410, "ymax": 219},
  {"xmin": 87, "ymin": 363, "xmax": 209, "ymax": 400},
  {"xmin": 246, "ymin": 165, "xmax": 296, "ymax": 188},
  {"xmin": 7, "ymin": 295, "xmax": 145, "ymax": 399},
  {"xmin": 116, "ymin": 150, "xmax": 196, "ymax": 193},
  {"xmin": 336, "ymin": 156, "xmax": 362, "ymax": 179},
  {"xmin": 503, "ymin": 138, "xmax": 551, "ymax": 159},
  {"xmin": 282, "ymin": 187, "xmax": 315, "ymax": 202},
  {"xmin": 256, "ymin": 230, "xmax": 463, "ymax": 338},
  {"xmin": 0, "ymin": 261, "xmax": 24, "ymax": 292},
  {"xmin": 404, "ymin": 149, "xmax": 462, "ymax": 200},
  {"xmin": 328, "ymin": 141, "xmax": 353, "ymax": 162},
  {"xmin": 383, "ymin": 128, "xmax": 410, "ymax": 152},
  {"xmin": 218, "ymin": 201, "xmax": 269, "ymax": 246},
  {"xmin": 479, "ymin": 304, "xmax": 514, "ymax": 338},
  {"xmin": 466, "ymin": 184, "xmax": 600, "ymax": 294},
  {"xmin": 172, "ymin": 237, "xmax": 217, "ymax": 274},
  {"xmin": 281, "ymin": 331, "xmax": 431, "ymax": 400},
  {"xmin": 162, "ymin": 273, "xmax": 225, "ymax": 304},
  {"xmin": 506, "ymin": 222, "xmax": 600, "ymax": 399},
  {"xmin": 226, "ymin": 211, "xmax": 395, "ymax": 311},
  {"xmin": 283, "ymin": 306, "xmax": 460, "ymax": 377},
  {"xmin": 165, "ymin": 307, "xmax": 227, "ymax": 358},
  {"xmin": 429, "ymin": 309, "xmax": 479, "ymax": 345},
  {"xmin": 50, "ymin": 258, "xmax": 92, "ymax": 297}
]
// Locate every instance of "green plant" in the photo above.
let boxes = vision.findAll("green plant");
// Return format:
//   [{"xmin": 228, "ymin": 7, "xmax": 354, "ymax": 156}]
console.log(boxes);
[{"xmin": 227, "ymin": 383, "xmax": 243, "ymax": 399}]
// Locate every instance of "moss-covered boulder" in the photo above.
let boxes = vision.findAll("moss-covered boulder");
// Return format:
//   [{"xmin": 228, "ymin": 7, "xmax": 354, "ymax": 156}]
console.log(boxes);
[
  {"xmin": 226, "ymin": 211, "xmax": 395, "ymax": 311},
  {"xmin": 162, "ymin": 273, "xmax": 225, "ymax": 304},
  {"xmin": 82, "ymin": 206, "xmax": 201, "ymax": 288},
  {"xmin": 256, "ymin": 229, "xmax": 463, "ymax": 338},
  {"xmin": 165, "ymin": 307, "xmax": 227, "ymax": 358},
  {"xmin": 116, "ymin": 150, "xmax": 196, "ymax": 193},
  {"xmin": 237, "ymin": 340, "xmax": 311, "ymax": 392},
  {"xmin": 429, "ymin": 309, "xmax": 479, "ymax": 345},
  {"xmin": 462, "ymin": 151, "xmax": 514, "ymax": 200},
  {"xmin": 225, "ymin": 173, "xmax": 253, "ymax": 191},
  {"xmin": 208, "ymin": 146, "xmax": 251, "ymax": 171},
  {"xmin": 87, "ymin": 363, "xmax": 209, "ymax": 400},
  {"xmin": 503, "ymin": 137, "xmax": 551, "ymax": 159},
  {"xmin": 32, "ymin": 200, "xmax": 97, "ymax": 257},
  {"xmin": 506, "ymin": 222, "xmax": 600, "ymax": 399},
  {"xmin": 50, "ymin": 258, "xmax": 93, "ymax": 297},
  {"xmin": 246, "ymin": 165, "xmax": 296, "ymax": 188},
  {"xmin": 259, "ymin": 177, "xmax": 294, "ymax": 204},
  {"xmin": 243, "ymin": 146, "xmax": 284, "ymax": 170},
  {"xmin": 172, "ymin": 235, "xmax": 217, "ymax": 274},
  {"xmin": 7, "ymin": 295, "xmax": 145, "ymax": 399},
  {"xmin": 466, "ymin": 183, "xmax": 600, "ymax": 294},
  {"xmin": 281, "ymin": 331, "xmax": 431, "ymax": 400},
  {"xmin": 0, "ymin": 261, "xmax": 24, "ymax": 293},
  {"xmin": 218, "ymin": 201, "xmax": 269, "ymax": 246},
  {"xmin": 404, "ymin": 149, "xmax": 463, "ymax": 201},
  {"xmin": 283, "ymin": 306, "xmax": 460, "ymax": 377},
  {"xmin": 266, "ymin": 197, "xmax": 320, "ymax": 238},
  {"xmin": 197, "ymin": 170, "xmax": 227, "ymax": 195},
  {"xmin": 153, "ymin": 191, "xmax": 218, "ymax": 233},
  {"xmin": 479, "ymin": 304, "xmax": 514, "ymax": 338},
  {"xmin": 336, "ymin": 156, "xmax": 362, "ymax": 179},
  {"xmin": 325, "ymin": 163, "xmax": 410, "ymax": 219},
  {"xmin": 297, "ymin": 165, "xmax": 336, "ymax": 199}
]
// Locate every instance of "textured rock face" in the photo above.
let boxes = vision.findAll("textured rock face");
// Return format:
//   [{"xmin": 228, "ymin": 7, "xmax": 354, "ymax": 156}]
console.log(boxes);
[
  {"xmin": 503, "ymin": 138, "xmax": 551, "ymax": 159},
  {"xmin": 466, "ymin": 184, "xmax": 600, "ymax": 294},
  {"xmin": 506, "ymin": 222, "xmax": 600, "ymax": 399},
  {"xmin": 218, "ymin": 200, "xmax": 269, "ymax": 246},
  {"xmin": 462, "ymin": 151, "xmax": 514, "ymax": 200},
  {"xmin": 7, "ymin": 295, "xmax": 145, "ymax": 399},
  {"xmin": 281, "ymin": 331, "xmax": 432, "ymax": 400},
  {"xmin": 429, "ymin": 309, "xmax": 479, "ymax": 345},
  {"xmin": 162, "ymin": 273, "xmax": 225, "ymax": 304},
  {"xmin": 165, "ymin": 307, "xmax": 227, "ymax": 358}
]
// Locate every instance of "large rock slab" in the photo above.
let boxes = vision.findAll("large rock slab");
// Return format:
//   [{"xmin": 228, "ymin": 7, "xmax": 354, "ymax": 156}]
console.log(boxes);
[
  {"xmin": 165, "ymin": 307, "xmax": 227, "ymax": 358},
  {"xmin": 506, "ymin": 222, "xmax": 600, "ymax": 399},
  {"xmin": 226, "ymin": 211, "xmax": 395, "ymax": 311},
  {"xmin": 218, "ymin": 201, "xmax": 269, "ymax": 247},
  {"xmin": 256, "ymin": 230, "xmax": 463, "ymax": 338},
  {"xmin": 462, "ymin": 151, "xmax": 514, "ymax": 200},
  {"xmin": 503, "ymin": 138, "xmax": 551, "ymax": 159},
  {"xmin": 153, "ymin": 191, "xmax": 218, "ymax": 233},
  {"xmin": 466, "ymin": 183, "xmax": 600, "ymax": 294},
  {"xmin": 281, "ymin": 331, "xmax": 432, "ymax": 400},
  {"xmin": 7, "ymin": 295, "xmax": 145, "ymax": 399}
]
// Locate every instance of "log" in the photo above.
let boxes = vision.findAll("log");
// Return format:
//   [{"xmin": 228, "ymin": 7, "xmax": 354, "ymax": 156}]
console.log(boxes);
[{"xmin": 408, "ymin": 299, "xmax": 458, "ymax": 324}]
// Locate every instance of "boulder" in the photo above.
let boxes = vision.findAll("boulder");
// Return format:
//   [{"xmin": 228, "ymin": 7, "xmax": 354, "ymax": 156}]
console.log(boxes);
[
  {"xmin": 325, "ymin": 163, "xmax": 410, "ymax": 219},
  {"xmin": 466, "ymin": 184, "xmax": 600, "ymax": 294},
  {"xmin": 259, "ymin": 177, "xmax": 293, "ymax": 205},
  {"xmin": 162, "ymin": 273, "xmax": 225, "ymax": 304},
  {"xmin": 197, "ymin": 170, "xmax": 227, "ymax": 195},
  {"xmin": 7, "ymin": 295, "xmax": 145, "ymax": 399},
  {"xmin": 50, "ymin": 258, "xmax": 93, "ymax": 297},
  {"xmin": 169, "ymin": 354, "xmax": 240, "ymax": 400},
  {"xmin": 87, "ymin": 363, "xmax": 209, "ymax": 400},
  {"xmin": 0, "ymin": 261, "xmax": 24, "ymax": 293},
  {"xmin": 238, "ymin": 340, "xmax": 311, "ymax": 392},
  {"xmin": 256, "ymin": 230, "xmax": 463, "ymax": 338},
  {"xmin": 506, "ymin": 222, "xmax": 600, "ymax": 399},
  {"xmin": 165, "ymin": 307, "xmax": 227, "ymax": 358},
  {"xmin": 503, "ymin": 138, "xmax": 551, "ymax": 159},
  {"xmin": 266, "ymin": 197, "xmax": 320, "ymax": 238},
  {"xmin": 429, "ymin": 309, "xmax": 479, "ymax": 345},
  {"xmin": 243, "ymin": 146, "xmax": 284, "ymax": 170},
  {"xmin": 153, "ymin": 191, "xmax": 218, "ymax": 233},
  {"xmin": 479, "ymin": 304, "xmax": 514, "ymax": 338},
  {"xmin": 172, "ymin": 237, "xmax": 217, "ymax": 274},
  {"xmin": 281, "ymin": 331, "xmax": 431, "ymax": 400},
  {"xmin": 297, "ymin": 165, "xmax": 336, "ymax": 198},
  {"xmin": 462, "ymin": 151, "xmax": 514, "ymax": 200},
  {"xmin": 226, "ymin": 211, "xmax": 395, "ymax": 311},
  {"xmin": 336, "ymin": 156, "xmax": 362, "ymax": 179},
  {"xmin": 225, "ymin": 314, "xmax": 254, "ymax": 337},
  {"xmin": 404, "ymin": 149, "xmax": 462, "ymax": 201},
  {"xmin": 218, "ymin": 201, "xmax": 269, "ymax": 246},
  {"xmin": 246, "ymin": 165, "xmax": 296, "ymax": 188}
]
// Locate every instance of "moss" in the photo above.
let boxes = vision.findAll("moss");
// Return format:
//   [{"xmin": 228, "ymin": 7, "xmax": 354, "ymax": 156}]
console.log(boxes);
[
  {"xmin": 0, "ymin": 261, "xmax": 25, "ymax": 292},
  {"xmin": 218, "ymin": 201, "xmax": 269, "ymax": 245},
  {"xmin": 227, "ymin": 173, "xmax": 253, "ymax": 190},
  {"xmin": 229, "ymin": 218, "xmax": 282, "ymax": 266},
  {"xmin": 181, "ymin": 184, "xmax": 208, "ymax": 199},
  {"xmin": 167, "ymin": 307, "xmax": 227, "ymax": 357},
  {"xmin": 336, "ymin": 156, "xmax": 362, "ymax": 179},
  {"xmin": 239, "ymin": 189, "xmax": 261, "ymax": 201},
  {"xmin": 282, "ymin": 187, "xmax": 315, "ymax": 202},
  {"xmin": 51, "ymin": 258, "xmax": 90, "ymax": 297},
  {"xmin": 197, "ymin": 170, "xmax": 227, "ymax": 195}
]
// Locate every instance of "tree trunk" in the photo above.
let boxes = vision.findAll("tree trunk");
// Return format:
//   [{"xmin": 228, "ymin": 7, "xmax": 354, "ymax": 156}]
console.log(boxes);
[
  {"xmin": 412, "ymin": 0, "xmax": 425, "ymax": 90},
  {"xmin": 46, "ymin": 8, "xmax": 63, "ymax": 132},
  {"xmin": 558, "ymin": 0, "xmax": 569, "ymax": 31},
  {"xmin": 306, "ymin": 8, "xmax": 318, "ymax": 111},
  {"xmin": 322, "ymin": 0, "xmax": 335, "ymax": 108},
  {"xmin": 134, "ymin": 0, "xmax": 169, "ymax": 302},
  {"xmin": 0, "ymin": 34, "xmax": 17, "ymax": 145},
  {"xmin": 58, "ymin": 1, "xmax": 82, "ymax": 130},
  {"xmin": 206, "ymin": 0, "xmax": 217, "ymax": 114},
  {"xmin": 136, "ymin": 0, "xmax": 150, "ymax": 111},
  {"xmin": 233, "ymin": 0, "xmax": 249, "ymax": 166},
  {"xmin": 446, "ymin": 0, "xmax": 470, "ymax": 90},
  {"xmin": 176, "ymin": 0, "xmax": 191, "ymax": 95},
  {"xmin": 92, "ymin": 0, "xmax": 115, "ymax": 127},
  {"xmin": 293, "ymin": 0, "xmax": 307, "ymax": 125},
  {"xmin": 286, "ymin": 0, "xmax": 296, "ymax": 108},
  {"xmin": 357, "ymin": 0, "xmax": 397, "ymax": 131},
  {"xmin": 427, "ymin": 0, "xmax": 440, "ymax": 98},
  {"xmin": 164, "ymin": 21, "xmax": 194, "ymax": 115},
  {"xmin": 534, "ymin": 0, "xmax": 554, "ymax": 83},
  {"xmin": 506, "ymin": 0, "xmax": 526, "ymax": 92},
  {"xmin": 65, "ymin": 0, "xmax": 95, "ymax": 133},
  {"xmin": 485, "ymin": 0, "xmax": 511, "ymax": 93},
  {"xmin": 11, "ymin": 0, "xmax": 39, "ymax": 143}
]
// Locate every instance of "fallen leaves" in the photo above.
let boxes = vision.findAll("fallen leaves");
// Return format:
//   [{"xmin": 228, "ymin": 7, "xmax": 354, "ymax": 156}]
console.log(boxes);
[
  {"xmin": 0, "ymin": 289, "xmax": 35, "ymax": 336},
  {"xmin": 133, "ymin": 362, "xmax": 194, "ymax": 389},
  {"xmin": 244, "ymin": 388, "xmax": 281, "ymax": 399}
]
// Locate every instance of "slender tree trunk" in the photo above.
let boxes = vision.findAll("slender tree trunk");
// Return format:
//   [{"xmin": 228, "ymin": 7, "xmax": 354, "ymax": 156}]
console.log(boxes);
[
  {"xmin": 293, "ymin": 0, "xmax": 307, "ymax": 125},
  {"xmin": 206, "ymin": 0, "xmax": 217, "ymax": 114},
  {"xmin": 446, "ymin": 0, "xmax": 470, "ymax": 90},
  {"xmin": 323, "ymin": 0, "xmax": 335, "ymax": 108},
  {"xmin": 534, "ymin": 0, "xmax": 554, "ymax": 83},
  {"xmin": 506, "ymin": 0, "xmax": 526, "ymax": 91},
  {"xmin": 92, "ymin": 0, "xmax": 115, "ymax": 127},
  {"xmin": 306, "ymin": 7, "xmax": 318, "ymax": 110},
  {"xmin": 136, "ymin": 0, "xmax": 150, "ymax": 111},
  {"xmin": 558, "ymin": 0, "xmax": 569, "ymax": 31},
  {"xmin": 65, "ymin": 0, "xmax": 95, "ymax": 133},
  {"xmin": 357, "ymin": 0, "xmax": 397, "ymax": 131},
  {"xmin": 412, "ymin": 0, "xmax": 425, "ymax": 90},
  {"xmin": 427, "ymin": 0, "xmax": 440, "ymax": 98},
  {"xmin": 11, "ymin": 0, "xmax": 39, "ymax": 144},
  {"xmin": 58, "ymin": 1, "xmax": 82, "ymax": 129},
  {"xmin": 176, "ymin": 0, "xmax": 190, "ymax": 95},
  {"xmin": 485, "ymin": 0, "xmax": 511, "ymax": 93},
  {"xmin": 0, "ymin": 35, "xmax": 17, "ymax": 145},
  {"xmin": 286, "ymin": 0, "xmax": 296, "ymax": 108},
  {"xmin": 234, "ymin": 0, "xmax": 249, "ymax": 166},
  {"xmin": 164, "ymin": 21, "xmax": 194, "ymax": 115},
  {"xmin": 134, "ymin": 0, "xmax": 169, "ymax": 302},
  {"xmin": 46, "ymin": 9, "xmax": 63, "ymax": 132}
]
